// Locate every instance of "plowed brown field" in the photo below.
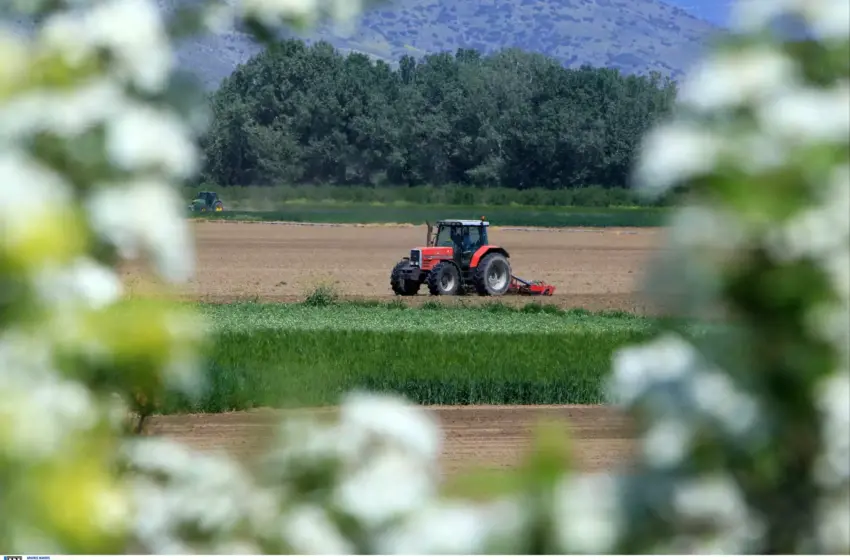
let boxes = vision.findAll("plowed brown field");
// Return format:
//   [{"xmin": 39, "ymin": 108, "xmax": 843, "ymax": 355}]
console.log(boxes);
[
  {"xmin": 123, "ymin": 221, "xmax": 665, "ymax": 313},
  {"xmin": 131, "ymin": 221, "xmax": 664, "ymax": 473},
  {"xmin": 146, "ymin": 405, "xmax": 637, "ymax": 474}
]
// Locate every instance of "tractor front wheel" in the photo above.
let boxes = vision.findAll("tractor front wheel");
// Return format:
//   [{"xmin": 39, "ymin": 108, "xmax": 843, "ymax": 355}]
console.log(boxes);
[
  {"xmin": 390, "ymin": 261, "xmax": 420, "ymax": 296},
  {"xmin": 427, "ymin": 262, "xmax": 461, "ymax": 296},
  {"xmin": 473, "ymin": 253, "xmax": 512, "ymax": 296}
]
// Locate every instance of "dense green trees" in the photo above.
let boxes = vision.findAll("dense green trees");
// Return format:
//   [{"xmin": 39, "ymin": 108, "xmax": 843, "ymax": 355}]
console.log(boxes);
[{"xmin": 201, "ymin": 39, "xmax": 678, "ymax": 189}]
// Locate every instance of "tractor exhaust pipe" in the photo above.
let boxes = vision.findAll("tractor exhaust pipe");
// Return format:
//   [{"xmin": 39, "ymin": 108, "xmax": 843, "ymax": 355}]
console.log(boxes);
[{"xmin": 426, "ymin": 221, "xmax": 434, "ymax": 247}]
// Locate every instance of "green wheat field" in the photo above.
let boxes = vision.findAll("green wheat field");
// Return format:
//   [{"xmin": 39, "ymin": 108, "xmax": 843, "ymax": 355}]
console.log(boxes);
[{"xmin": 158, "ymin": 301, "xmax": 713, "ymax": 413}]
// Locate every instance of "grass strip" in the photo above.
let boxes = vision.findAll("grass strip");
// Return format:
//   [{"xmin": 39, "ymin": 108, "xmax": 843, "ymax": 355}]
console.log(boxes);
[
  {"xmin": 158, "ymin": 302, "xmax": 708, "ymax": 413},
  {"xmin": 190, "ymin": 204, "xmax": 667, "ymax": 228}
]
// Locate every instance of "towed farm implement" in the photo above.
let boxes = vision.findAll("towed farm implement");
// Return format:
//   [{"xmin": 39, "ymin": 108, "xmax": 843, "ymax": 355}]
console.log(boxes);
[{"xmin": 390, "ymin": 218, "xmax": 556, "ymax": 297}]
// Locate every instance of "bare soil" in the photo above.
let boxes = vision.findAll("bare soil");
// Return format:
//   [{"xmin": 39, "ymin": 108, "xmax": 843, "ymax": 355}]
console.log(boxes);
[
  {"xmin": 128, "ymin": 221, "xmax": 662, "ymax": 473},
  {"xmin": 146, "ymin": 405, "xmax": 636, "ymax": 475},
  {"xmin": 122, "ymin": 221, "xmax": 666, "ymax": 314}
]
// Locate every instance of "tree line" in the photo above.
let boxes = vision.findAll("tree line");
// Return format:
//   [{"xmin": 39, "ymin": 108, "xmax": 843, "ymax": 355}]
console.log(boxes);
[{"xmin": 201, "ymin": 39, "xmax": 679, "ymax": 190}]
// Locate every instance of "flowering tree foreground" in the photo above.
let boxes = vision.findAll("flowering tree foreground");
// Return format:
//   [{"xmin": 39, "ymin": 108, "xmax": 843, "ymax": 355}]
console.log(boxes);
[{"xmin": 0, "ymin": 0, "xmax": 847, "ymax": 554}]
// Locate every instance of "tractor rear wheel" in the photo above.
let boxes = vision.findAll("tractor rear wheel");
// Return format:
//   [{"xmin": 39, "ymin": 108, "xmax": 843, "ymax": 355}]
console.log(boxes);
[
  {"xmin": 390, "ymin": 261, "xmax": 420, "ymax": 296},
  {"xmin": 473, "ymin": 253, "xmax": 512, "ymax": 296},
  {"xmin": 427, "ymin": 262, "xmax": 460, "ymax": 296}
]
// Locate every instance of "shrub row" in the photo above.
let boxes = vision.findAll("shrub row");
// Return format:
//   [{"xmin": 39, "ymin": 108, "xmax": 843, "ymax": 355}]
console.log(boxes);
[
  {"xmin": 191, "ymin": 205, "xmax": 667, "ymax": 228},
  {"xmin": 184, "ymin": 184, "xmax": 676, "ymax": 208}
]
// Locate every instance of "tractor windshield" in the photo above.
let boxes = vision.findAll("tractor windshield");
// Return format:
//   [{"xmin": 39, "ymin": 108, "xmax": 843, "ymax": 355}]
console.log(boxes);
[
  {"xmin": 434, "ymin": 224, "xmax": 485, "ymax": 252},
  {"xmin": 434, "ymin": 225, "xmax": 456, "ymax": 247}
]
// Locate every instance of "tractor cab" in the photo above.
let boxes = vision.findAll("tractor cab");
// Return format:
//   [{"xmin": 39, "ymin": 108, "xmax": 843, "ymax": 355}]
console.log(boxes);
[
  {"xmin": 430, "ymin": 219, "xmax": 489, "ymax": 269},
  {"xmin": 189, "ymin": 191, "xmax": 224, "ymax": 212}
]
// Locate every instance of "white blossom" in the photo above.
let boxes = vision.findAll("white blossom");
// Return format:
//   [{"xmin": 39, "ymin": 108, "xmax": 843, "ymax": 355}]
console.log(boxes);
[
  {"xmin": 816, "ymin": 488, "xmax": 850, "ymax": 553},
  {"xmin": 799, "ymin": 0, "xmax": 850, "ymax": 39},
  {"xmin": 758, "ymin": 81, "xmax": 850, "ymax": 144},
  {"xmin": 553, "ymin": 473, "xmax": 621, "ymax": 553},
  {"xmin": 815, "ymin": 373, "xmax": 850, "ymax": 487},
  {"xmin": 632, "ymin": 122, "xmax": 723, "ymax": 196},
  {"xmin": 610, "ymin": 334, "xmax": 698, "ymax": 405},
  {"xmin": 689, "ymin": 370, "xmax": 759, "ymax": 435},
  {"xmin": 378, "ymin": 498, "xmax": 524, "ymax": 554},
  {"xmin": 338, "ymin": 391, "xmax": 442, "ymax": 462},
  {"xmin": 0, "ymin": 79, "xmax": 126, "ymax": 143},
  {"xmin": 238, "ymin": 0, "xmax": 320, "ymax": 25},
  {"xmin": 642, "ymin": 418, "xmax": 693, "ymax": 469},
  {"xmin": 0, "ymin": 28, "xmax": 30, "ymax": 90},
  {"xmin": 730, "ymin": 0, "xmax": 799, "ymax": 33},
  {"xmin": 33, "ymin": 257, "xmax": 124, "ymax": 309},
  {"xmin": 106, "ymin": 102, "xmax": 199, "ymax": 179},
  {"xmin": 44, "ymin": 0, "xmax": 174, "ymax": 92},
  {"xmin": 334, "ymin": 449, "xmax": 436, "ymax": 529},
  {"xmin": 126, "ymin": 439, "xmax": 267, "ymax": 553},
  {"xmin": 677, "ymin": 46, "xmax": 797, "ymax": 113},
  {"xmin": 673, "ymin": 474, "xmax": 764, "ymax": 552},
  {"xmin": 0, "ymin": 150, "xmax": 73, "ymax": 241},
  {"xmin": 0, "ymin": 376, "xmax": 97, "ymax": 458},
  {"xmin": 86, "ymin": 179, "xmax": 195, "ymax": 282},
  {"xmin": 280, "ymin": 505, "xmax": 353, "ymax": 554}
]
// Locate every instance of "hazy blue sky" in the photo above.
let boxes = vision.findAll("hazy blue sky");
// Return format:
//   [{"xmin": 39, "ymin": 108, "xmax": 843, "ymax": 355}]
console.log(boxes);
[{"xmin": 665, "ymin": 0, "xmax": 734, "ymax": 26}]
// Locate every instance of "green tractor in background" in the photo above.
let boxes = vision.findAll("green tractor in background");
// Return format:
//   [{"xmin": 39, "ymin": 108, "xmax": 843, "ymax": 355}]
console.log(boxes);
[{"xmin": 189, "ymin": 191, "xmax": 224, "ymax": 213}]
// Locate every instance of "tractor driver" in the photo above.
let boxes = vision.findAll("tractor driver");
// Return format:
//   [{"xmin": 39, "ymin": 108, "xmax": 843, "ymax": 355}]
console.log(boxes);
[{"xmin": 450, "ymin": 226, "xmax": 475, "ymax": 254}]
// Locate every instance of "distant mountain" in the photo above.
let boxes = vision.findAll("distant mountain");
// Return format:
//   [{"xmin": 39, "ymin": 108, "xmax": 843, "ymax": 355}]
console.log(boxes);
[{"xmin": 7, "ymin": 0, "xmax": 721, "ymax": 90}]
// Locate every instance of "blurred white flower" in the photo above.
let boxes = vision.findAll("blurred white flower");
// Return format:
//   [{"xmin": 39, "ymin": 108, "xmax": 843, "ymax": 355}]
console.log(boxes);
[
  {"xmin": 553, "ymin": 473, "xmax": 621, "ymax": 553},
  {"xmin": 730, "ymin": 0, "xmax": 796, "ymax": 31},
  {"xmin": 378, "ymin": 498, "xmax": 524, "ymax": 554},
  {"xmin": 735, "ymin": 131, "xmax": 788, "ymax": 173},
  {"xmin": 159, "ymin": 313, "xmax": 207, "ymax": 395},
  {"xmin": 632, "ymin": 122, "xmax": 723, "ymax": 196},
  {"xmin": 83, "ymin": 0, "xmax": 173, "ymax": 92},
  {"xmin": 106, "ymin": 102, "xmax": 199, "ymax": 179},
  {"xmin": 610, "ymin": 334, "xmax": 697, "ymax": 405},
  {"xmin": 203, "ymin": 2, "xmax": 237, "ymax": 34},
  {"xmin": 127, "ymin": 438, "xmax": 266, "ymax": 553},
  {"xmin": 689, "ymin": 370, "xmax": 759, "ymax": 435},
  {"xmin": 730, "ymin": 0, "xmax": 850, "ymax": 39},
  {"xmin": 0, "ymin": 376, "xmax": 96, "ymax": 458},
  {"xmin": 642, "ymin": 418, "xmax": 693, "ymax": 468},
  {"xmin": 678, "ymin": 46, "xmax": 797, "ymax": 113},
  {"xmin": 667, "ymin": 205, "xmax": 748, "ymax": 262},
  {"xmin": 798, "ymin": 0, "xmax": 850, "ymax": 40},
  {"xmin": 124, "ymin": 437, "xmax": 197, "ymax": 476},
  {"xmin": 816, "ymin": 488, "xmax": 850, "ymax": 553},
  {"xmin": 267, "ymin": 414, "xmax": 352, "ymax": 470},
  {"xmin": 33, "ymin": 257, "xmax": 124, "ymax": 309},
  {"xmin": 334, "ymin": 449, "xmax": 436, "ymax": 530},
  {"xmin": 673, "ymin": 474, "xmax": 764, "ymax": 552},
  {"xmin": 339, "ymin": 392, "xmax": 442, "ymax": 462},
  {"xmin": 0, "ymin": 150, "xmax": 72, "ymax": 241},
  {"xmin": 0, "ymin": 329, "xmax": 55, "ymax": 381},
  {"xmin": 86, "ymin": 179, "xmax": 195, "ymax": 282},
  {"xmin": 759, "ymin": 82, "xmax": 850, "ymax": 144},
  {"xmin": 328, "ymin": 0, "xmax": 363, "ymax": 23},
  {"xmin": 815, "ymin": 373, "xmax": 850, "ymax": 486},
  {"xmin": 280, "ymin": 504, "xmax": 353, "ymax": 554},
  {"xmin": 0, "ymin": 79, "xmax": 126, "ymax": 142},
  {"xmin": 238, "ymin": 0, "xmax": 319, "ymax": 25},
  {"xmin": 0, "ymin": 28, "xmax": 30, "ymax": 89}
]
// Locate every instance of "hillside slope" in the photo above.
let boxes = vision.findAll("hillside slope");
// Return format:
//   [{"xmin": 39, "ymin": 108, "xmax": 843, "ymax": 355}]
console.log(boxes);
[{"xmin": 6, "ymin": 0, "xmax": 719, "ymax": 89}]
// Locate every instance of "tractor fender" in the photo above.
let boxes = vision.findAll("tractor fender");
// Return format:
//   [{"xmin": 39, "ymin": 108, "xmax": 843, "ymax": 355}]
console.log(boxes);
[{"xmin": 470, "ymin": 246, "xmax": 510, "ymax": 268}]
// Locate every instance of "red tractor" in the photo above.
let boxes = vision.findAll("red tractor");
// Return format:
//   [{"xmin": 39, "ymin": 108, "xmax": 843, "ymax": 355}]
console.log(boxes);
[{"xmin": 390, "ymin": 218, "xmax": 555, "ymax": 297}]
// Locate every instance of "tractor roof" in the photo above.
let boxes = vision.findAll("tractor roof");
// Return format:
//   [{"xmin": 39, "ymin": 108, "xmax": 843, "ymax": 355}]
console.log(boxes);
[{"xmin": 437, "ymin": 219, "xmax": 489, "ymax": 227}]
